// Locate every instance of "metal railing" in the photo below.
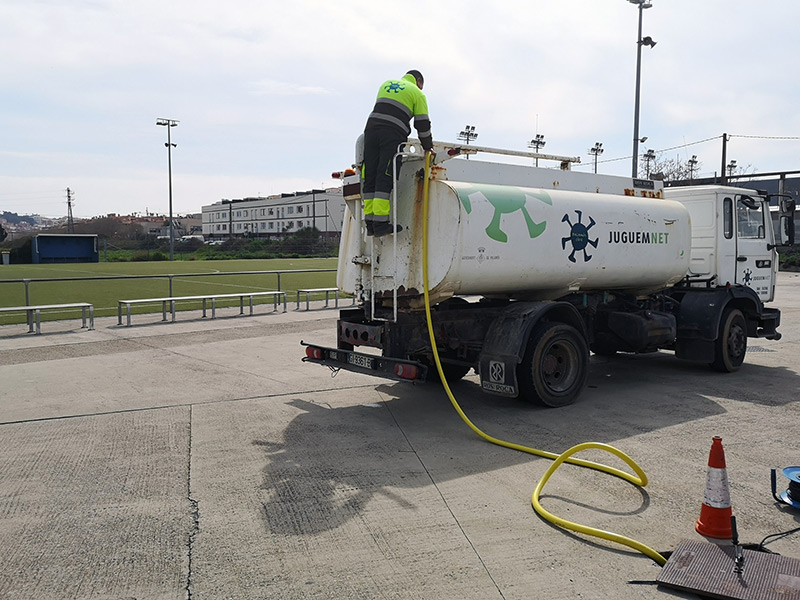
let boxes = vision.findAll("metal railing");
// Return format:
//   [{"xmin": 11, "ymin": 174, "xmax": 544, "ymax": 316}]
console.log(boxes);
[{"xmin": 0, "ymin": 269, "xmax": 339, "ymax": 321}]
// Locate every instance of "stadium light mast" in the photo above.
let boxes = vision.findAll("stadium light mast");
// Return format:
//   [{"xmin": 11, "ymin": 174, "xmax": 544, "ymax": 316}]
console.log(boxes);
[
  {"xmin": 528, "ymin": 134, "xmax": 546, "ymax": 167},
  {"xmin": 629, "ymin": 0, "xmax": 656, "ymax": 178},
  {"xmin": 688, "ymin": 155, "xmax": 698, "ymax": 182},
  {"xmin": 589, "ymin": 142, "xmax": 604, "ymax": 174},
  {"xmin": 458, "ymin": 125, "xmax": 478, "ymax": 159},
  {"xmin": 156, "ymin": 118, "xmax": 179, "ymax": 260}
]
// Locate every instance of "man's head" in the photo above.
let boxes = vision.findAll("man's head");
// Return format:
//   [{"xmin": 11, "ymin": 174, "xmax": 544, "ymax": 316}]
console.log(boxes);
[{"xmin": 406, "ymin": 69, "xmax": 424, "ymax": 90}]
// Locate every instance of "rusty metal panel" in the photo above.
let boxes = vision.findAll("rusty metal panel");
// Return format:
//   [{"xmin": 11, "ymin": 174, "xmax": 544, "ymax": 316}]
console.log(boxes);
[{"xmin": 658, "ymin": 540, "xmax": 800, "ymax": 600}]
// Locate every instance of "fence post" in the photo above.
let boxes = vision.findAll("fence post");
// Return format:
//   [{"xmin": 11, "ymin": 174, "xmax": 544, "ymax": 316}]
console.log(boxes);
[
  {"xmin": 24, "ymin": 279, "xmax": 31, "ymax": 306},
  {"xmin": 169, "ymin": 275, "xmax": 174, "ymax": 297},
  {"xmin": 277, "ymin": 272, "xmax": 281, "ymax": 291}
]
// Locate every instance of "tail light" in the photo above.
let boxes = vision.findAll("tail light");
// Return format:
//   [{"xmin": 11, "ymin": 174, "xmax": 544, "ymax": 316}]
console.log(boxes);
[
  {"xmin": 394, "ymin": 364, "xmax": 420, "ymax": 380},
  {"xmin": 305, "ymin": 346, "xmax": 323, "ymax": 360}
]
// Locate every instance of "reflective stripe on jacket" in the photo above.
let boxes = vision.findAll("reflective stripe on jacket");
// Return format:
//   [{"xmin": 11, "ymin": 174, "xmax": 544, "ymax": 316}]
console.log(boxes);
[{"xmin": 365, "ymin": 74, "xmax": 432, "ymax": 150}]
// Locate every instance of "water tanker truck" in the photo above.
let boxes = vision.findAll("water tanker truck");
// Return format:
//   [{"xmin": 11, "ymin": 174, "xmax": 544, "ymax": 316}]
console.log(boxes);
[{"xmin": 302, "ymin": 141, "xmax": 796, "ymax": 406}]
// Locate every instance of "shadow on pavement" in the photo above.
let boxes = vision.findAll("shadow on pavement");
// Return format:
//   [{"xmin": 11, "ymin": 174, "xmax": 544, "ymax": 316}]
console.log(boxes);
[{"xmin": 254, "ymin": 352, "xmax": 799, "ymax": 537}]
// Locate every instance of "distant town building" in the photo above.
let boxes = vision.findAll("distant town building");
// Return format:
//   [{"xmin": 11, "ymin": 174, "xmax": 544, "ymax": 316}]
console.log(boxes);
[{"xmin": 201, "ymin": 188, "xmax": 344, "ymax": 240}]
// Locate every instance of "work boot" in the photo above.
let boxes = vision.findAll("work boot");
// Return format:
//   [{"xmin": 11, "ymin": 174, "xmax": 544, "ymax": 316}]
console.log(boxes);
[
  {"xmin": 372, "ymin": 222, "xmax": 403, "ymax": 237},
  {"xmin": 365, "ymin": 221, "xmax": 375, "ymax": 236}
]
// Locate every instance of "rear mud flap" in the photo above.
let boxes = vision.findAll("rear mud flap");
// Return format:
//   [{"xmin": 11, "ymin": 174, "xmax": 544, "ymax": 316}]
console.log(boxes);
[{"xmin": 478, "ymin": 355, "xmax": 519, "ymax": 397}]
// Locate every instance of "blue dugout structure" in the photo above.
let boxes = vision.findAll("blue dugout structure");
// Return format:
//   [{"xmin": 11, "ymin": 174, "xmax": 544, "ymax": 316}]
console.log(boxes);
[{"xmin": 33, "ymin": 234, "xmax": 99, "ymax": 264}]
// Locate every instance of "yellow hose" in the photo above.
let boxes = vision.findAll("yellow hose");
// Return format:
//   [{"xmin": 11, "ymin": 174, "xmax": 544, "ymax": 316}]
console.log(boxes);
[{"xmin": 420, "ymin": 152, "xmax": 666, "ymax": 566}]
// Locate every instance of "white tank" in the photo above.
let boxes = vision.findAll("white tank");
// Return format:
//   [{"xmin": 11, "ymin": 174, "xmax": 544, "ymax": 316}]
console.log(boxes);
[{"xmin": 338, "ymin": 173, "xmax": 691, "ymax": 304}]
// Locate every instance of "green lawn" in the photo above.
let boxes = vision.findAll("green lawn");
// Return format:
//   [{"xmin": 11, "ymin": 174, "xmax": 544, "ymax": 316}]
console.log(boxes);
[{"xmin": 0, "ymin": 258, "xmax": 340, "ymax": 324}]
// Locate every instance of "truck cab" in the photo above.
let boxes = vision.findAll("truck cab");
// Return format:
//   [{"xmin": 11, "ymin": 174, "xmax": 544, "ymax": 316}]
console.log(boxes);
[{"xmin": 664, "ymin": 186, "xmax": 780, "ymax": 302}]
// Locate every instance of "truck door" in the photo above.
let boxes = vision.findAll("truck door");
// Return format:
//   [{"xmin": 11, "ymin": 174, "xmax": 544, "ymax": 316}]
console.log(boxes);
[{"xmin": 735, "ymin": 194, "xmax": 774, "ymax": 301}]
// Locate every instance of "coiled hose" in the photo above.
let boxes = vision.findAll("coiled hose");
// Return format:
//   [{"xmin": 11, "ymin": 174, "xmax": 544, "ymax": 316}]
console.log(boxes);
[{"xmin": 419, "ymin": 152, "xmax": 666, "ymax": 566}]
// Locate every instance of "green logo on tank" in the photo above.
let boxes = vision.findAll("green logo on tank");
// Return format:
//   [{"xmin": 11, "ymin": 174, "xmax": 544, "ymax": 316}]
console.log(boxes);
[{"xmin": 455, "ymin": 184, "xmax": 552, "ymax": 243}]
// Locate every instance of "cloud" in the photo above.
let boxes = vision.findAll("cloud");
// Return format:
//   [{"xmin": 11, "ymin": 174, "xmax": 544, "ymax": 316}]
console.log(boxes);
[
  {"xmin": 2, "ymin": 0, "xmax": 800, "ymax": 217},
  {"xmin": 248, "ymin": 80, "xmax": 334, "ymax": 97}
]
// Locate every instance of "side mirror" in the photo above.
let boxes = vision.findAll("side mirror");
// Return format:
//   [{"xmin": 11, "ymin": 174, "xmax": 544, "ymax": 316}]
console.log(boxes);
[
  {"xmin": 781, "ymin": 215, "xmax": 795, "ymax": 246},
  {"xmin": 767, "ymin": 194, "xmax": 796, "ymax": 248},
  {"xmin": 738, "ymin": 195, "xmax": 760, "ymax": 210}
]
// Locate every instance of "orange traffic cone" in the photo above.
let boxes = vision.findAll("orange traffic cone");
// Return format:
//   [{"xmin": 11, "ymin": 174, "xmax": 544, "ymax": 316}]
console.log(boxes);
[{"xmin": 695, "ymin": 436, "xmax": 733, "ymax": 539}]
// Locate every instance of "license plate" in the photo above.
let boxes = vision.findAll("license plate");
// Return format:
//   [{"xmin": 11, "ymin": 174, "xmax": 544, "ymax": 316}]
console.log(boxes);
[{"xmin": 347, "ymin": 353, "xmax": 375, "ymax": 369}]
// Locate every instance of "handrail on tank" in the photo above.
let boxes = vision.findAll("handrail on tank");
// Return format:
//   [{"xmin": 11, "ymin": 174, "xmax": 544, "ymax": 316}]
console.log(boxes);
[{"xmin": 402, "ymin": 139, "xmax": 582, "ymax": 168}]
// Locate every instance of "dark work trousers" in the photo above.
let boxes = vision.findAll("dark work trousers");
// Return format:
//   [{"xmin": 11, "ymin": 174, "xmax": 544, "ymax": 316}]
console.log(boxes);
[{"xmin": 362, "ymin": 126, "xmax": 406, "ymax": 224}]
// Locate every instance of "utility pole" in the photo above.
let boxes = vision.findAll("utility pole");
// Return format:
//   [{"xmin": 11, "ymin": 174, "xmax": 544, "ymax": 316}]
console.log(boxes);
[
  {"xmin": 720, "ymin": 132, "xmax": 729, "ymax": 185},
  {"xmin": 66, "ymin": 187, "xmax": 75, "ymax": 233}
]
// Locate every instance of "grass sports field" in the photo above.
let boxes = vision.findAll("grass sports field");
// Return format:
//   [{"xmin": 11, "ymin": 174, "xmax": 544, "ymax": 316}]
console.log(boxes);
[{"xmin": 0, "ymin": 258, "xmax": 340, "ymax": 324}]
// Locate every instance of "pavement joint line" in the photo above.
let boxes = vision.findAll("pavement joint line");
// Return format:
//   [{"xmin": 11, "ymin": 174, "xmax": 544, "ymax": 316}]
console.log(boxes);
[
  {"xmin": 186, "ymin": 404, "xmax": 198, "ymax": 600},
  {"xmin": 0, "ymin": 383, "xmax": 379, "ymax": 427},
  {"xmin": 0, "ymin": 318, "xmax": 337, "ymax": 366},
  {"xmin": 380, "ymin": 393, "xmax": 507, "ymax": 599}
]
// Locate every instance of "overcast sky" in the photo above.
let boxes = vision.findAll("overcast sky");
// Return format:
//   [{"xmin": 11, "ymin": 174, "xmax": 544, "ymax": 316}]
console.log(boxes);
[{"xmin": 2, "ymin": 0, "xmax": 799, "ymax": 218}]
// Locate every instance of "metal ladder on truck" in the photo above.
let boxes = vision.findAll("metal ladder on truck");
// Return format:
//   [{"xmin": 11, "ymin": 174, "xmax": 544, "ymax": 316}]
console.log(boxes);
[{"xmin": 368, "ymin": 141, "xmax": 421, "ymax": 324}]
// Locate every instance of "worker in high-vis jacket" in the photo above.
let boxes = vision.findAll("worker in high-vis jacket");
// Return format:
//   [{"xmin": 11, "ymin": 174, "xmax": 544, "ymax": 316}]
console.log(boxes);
[{"xmin": 362, "ymin": 70, "xmax": 434, "ymax": 236}]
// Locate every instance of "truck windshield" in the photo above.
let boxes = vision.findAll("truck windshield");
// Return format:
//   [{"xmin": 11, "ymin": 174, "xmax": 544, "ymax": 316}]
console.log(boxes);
[{"xmin": 736, "ymin": 196, "xmax": 765, "ymax": 239}]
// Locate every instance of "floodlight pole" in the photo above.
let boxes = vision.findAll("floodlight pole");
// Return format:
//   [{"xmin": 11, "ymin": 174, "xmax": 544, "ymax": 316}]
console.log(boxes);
[
  {"xmin": 688, "ymin": 155, "xmax": 698, "ymax": 182},
  {"xmin": 156, "ymin": 118, "xmax": 179, "ymax": 260},
  {"xmin": 458, "ymin": 125, "xmax": 478, "ymax": 159},
  {"xmin": 589, "ymin": 142, "xmax": 604, "ymax": 173},
  {"xmin": 630, "ymin": 0, "xmax": 654, "ymax": 178},
  {"xmin": 529, "ymin": 134, "xmax": 546, "ymax": 167}
]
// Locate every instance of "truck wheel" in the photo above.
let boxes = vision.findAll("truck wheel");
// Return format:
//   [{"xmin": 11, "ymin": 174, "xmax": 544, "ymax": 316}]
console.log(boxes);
[
  {"xmin": 519, "ymin": 322, "xmax": 589, "ymax": 407},
  {"xmin": 710, "ymin": 307, "xmax": 747, "ymax": 373}
]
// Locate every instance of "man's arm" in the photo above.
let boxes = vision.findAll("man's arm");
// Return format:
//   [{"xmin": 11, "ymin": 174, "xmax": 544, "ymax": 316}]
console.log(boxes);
[{"xmin": 413, "ymin": 93, "xmax": 433, "ymax": 151}]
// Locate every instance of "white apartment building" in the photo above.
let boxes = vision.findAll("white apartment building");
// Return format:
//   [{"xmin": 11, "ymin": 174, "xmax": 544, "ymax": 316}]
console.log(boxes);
[{"xmin": 202, "ymin": 188, "xmax": 345, "ymax": 240}]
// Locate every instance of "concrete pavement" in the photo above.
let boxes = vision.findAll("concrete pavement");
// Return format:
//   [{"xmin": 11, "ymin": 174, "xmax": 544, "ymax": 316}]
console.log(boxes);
[{"xmin": 1, "ymin": 275, "xmax": 799, "ymax": 599}]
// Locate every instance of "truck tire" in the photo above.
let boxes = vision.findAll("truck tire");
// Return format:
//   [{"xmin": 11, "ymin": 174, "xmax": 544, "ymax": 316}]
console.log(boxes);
[
  {"xmin": 519, "ymin": 321, "xmax": 589, "ymax": 407},
  {"xmin": 710, "ymin": 307, "xmax": 747, "ymax": 373}
]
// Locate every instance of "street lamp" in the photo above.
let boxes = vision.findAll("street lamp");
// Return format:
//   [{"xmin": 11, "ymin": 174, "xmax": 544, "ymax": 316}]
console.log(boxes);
[
  {"xmin": 589, "ymin": 142, "xmax": 604, "ymax": 173},
  {"xmin": 727, "ymin": 160, "xmax": 738, "ymax": 179},
  {"xmin": 458, "ymin": 125, "xmax": 478, "ymax": 159},
  {"xmin": 156, "ymin": 118, "xmax": 179, "ymax": 260},
  {"xmin": 629, "ymin": 0, "xmax": 656, "ymax": 178},
  {"xmin": 528, "ymin": 134, "xmax": 546, "ymax": 167}
]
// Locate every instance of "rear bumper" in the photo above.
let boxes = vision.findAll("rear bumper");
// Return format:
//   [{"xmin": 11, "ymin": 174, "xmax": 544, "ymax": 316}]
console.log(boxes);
[{"xmin": 301, "ymin": 341, "xmax": 428, "ymax": 383}]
